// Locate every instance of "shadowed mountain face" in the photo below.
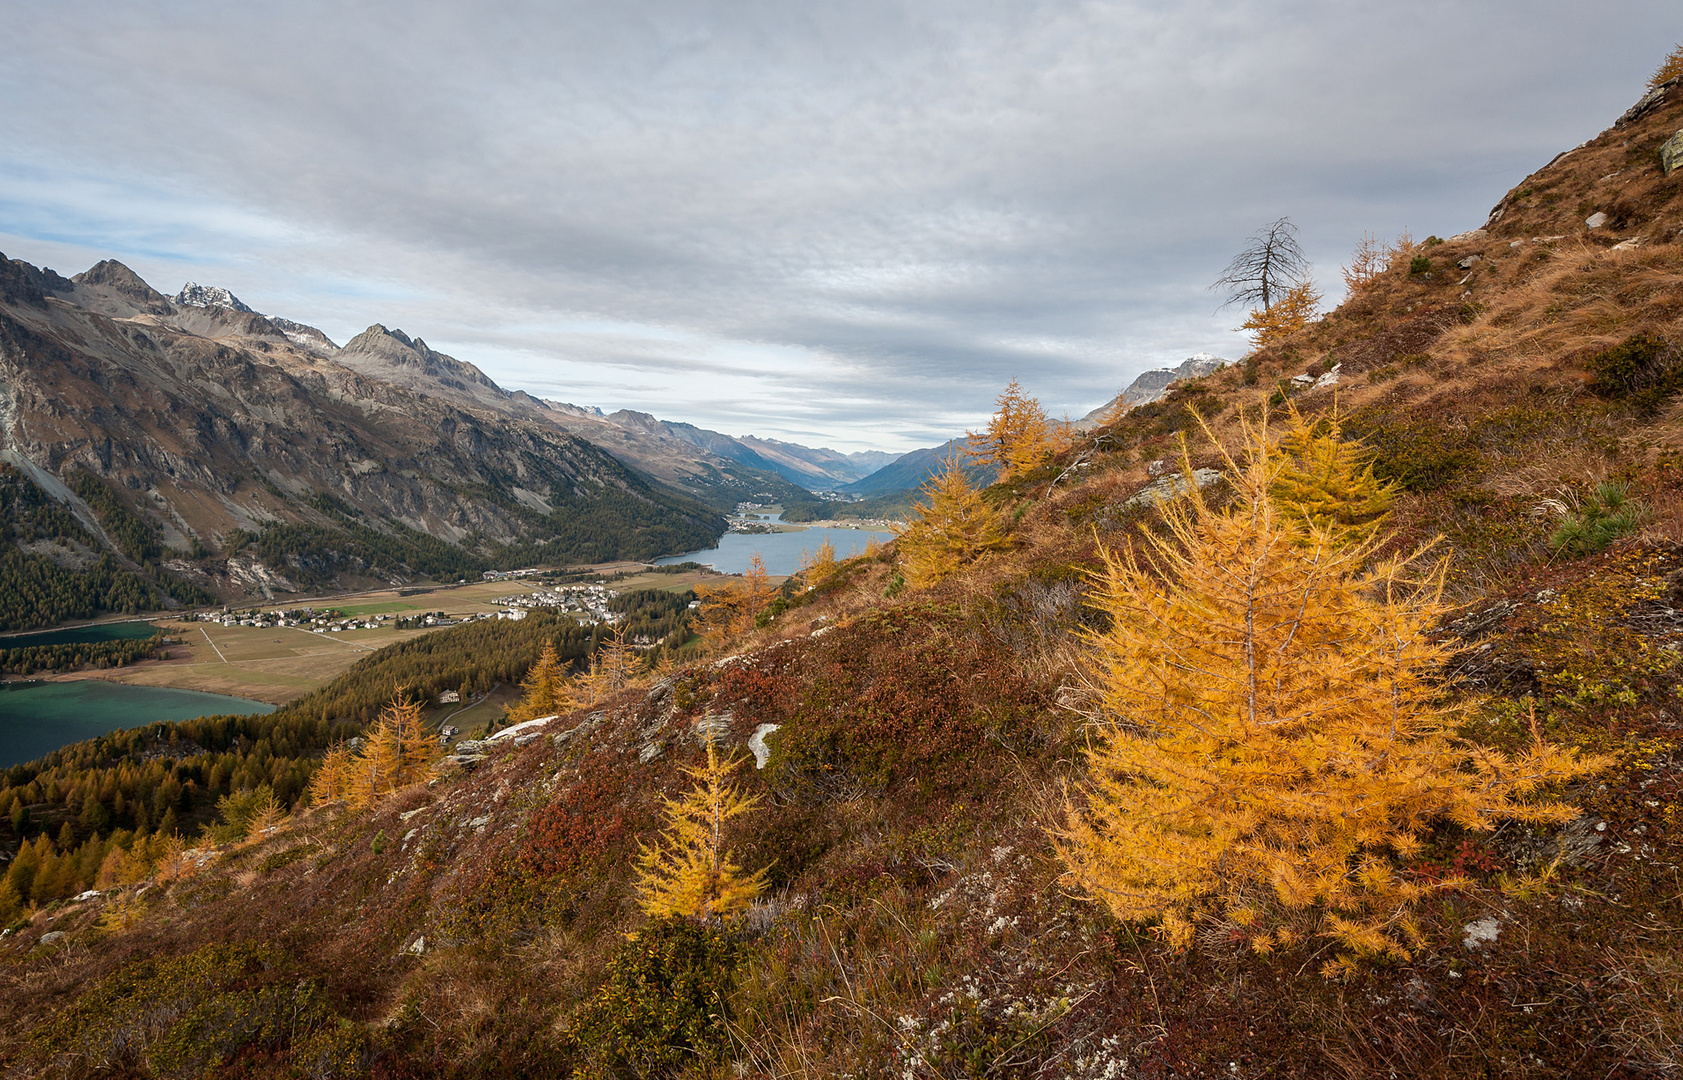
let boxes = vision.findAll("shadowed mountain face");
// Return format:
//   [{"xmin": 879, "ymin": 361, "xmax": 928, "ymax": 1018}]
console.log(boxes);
[{"xmin": 0, "ymin": 257, "xmax": 722, "ymax": 606}]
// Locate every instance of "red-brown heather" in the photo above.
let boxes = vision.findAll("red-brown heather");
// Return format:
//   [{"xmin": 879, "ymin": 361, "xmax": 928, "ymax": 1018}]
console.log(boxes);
[{"xmin": 6, "ymin": 68, "xmax": 1683, "ymax": 1079}]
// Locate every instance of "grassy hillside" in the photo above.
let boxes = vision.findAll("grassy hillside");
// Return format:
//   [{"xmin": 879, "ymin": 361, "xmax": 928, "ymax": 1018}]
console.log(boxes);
[{"xmin": 2, "ymin": 75, "xmax": 1683, "ymax": 1079}]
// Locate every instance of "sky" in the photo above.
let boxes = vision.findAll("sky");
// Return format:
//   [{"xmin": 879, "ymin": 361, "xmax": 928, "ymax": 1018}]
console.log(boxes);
[{"xmin": 0, "ymin": 2, "xmax": 1676, "ymax": 453}]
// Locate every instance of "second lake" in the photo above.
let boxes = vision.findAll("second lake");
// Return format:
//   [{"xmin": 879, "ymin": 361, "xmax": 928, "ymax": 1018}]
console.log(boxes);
[{"xmin": 0, "ymin": 680, "xmax": 276, "ymax": 768}]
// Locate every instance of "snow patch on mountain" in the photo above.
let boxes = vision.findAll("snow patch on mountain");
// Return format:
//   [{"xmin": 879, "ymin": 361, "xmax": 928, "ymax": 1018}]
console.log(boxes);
[{"xmin": 174, "ymin": 282, "xmax": 254, "ymax": 313}]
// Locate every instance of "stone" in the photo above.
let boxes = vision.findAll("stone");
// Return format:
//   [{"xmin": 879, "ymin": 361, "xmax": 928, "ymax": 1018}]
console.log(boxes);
[
  {"xmin": 552, "ymin": 714, "xmax": 603, "ymax": 746},
  {"xmin": 1311, "ymin": 363, "xmax": 1342, "ymax": 391},
  {"xmin": 72, "ymin": 889, "xmax": 101, "ymax": 902},
  {"xmin": 1462, "ymin": 916, "xmax": 1502, "ymax": 950},
  {"xmin": 1612, "ymin": 238, "xmax": 1645, "ymax": 252},
  {"xmin": 486, "ymin": 716, "xmax": 556, "ymax": 743},
  {"xmin": 1446, "ymin": 229, "xmax": 1488, "ymax": 243},
  {"xmin": 1457, "ymin": 255, "xmax": 1481, "ymax": 269},
  {"xmin": 1663, "ymin": 130, "xmax": 1683, "ymax": 177},
  {"xmin": 1585, "ymin": 212, "xmax": 1609, "ymax": 229},
  {"xmin": 693, "ymin": 712, "xmax": 733, "ymax": 746},
  {"xmin": 453, "ymin": 740, "xmax": 485, "ymax": 755},
  {"xmin": 512, "ymin": 732, "xmax": 541, "ymax": 748},
  {"xmin": 748, "ymin": 723, "xmax": 781, "ymax": 769},
  {"xmin": 1620, "ymin": 83, "xmax": 1675, "ymax": 126},
  {"xmin": 638, "ymin": 740, "xmax": 664, "ymax": 764},
  {"xmin": 407, "ymin": 936, "xmax": 426, "ymax": 955},
  {"xmin": 1124, "ymin": 468, "xmax": 1223, "ymax": 510},
  {"xmin": 35, "ymin": 931, "xmax": 66, "ymax": 949}
]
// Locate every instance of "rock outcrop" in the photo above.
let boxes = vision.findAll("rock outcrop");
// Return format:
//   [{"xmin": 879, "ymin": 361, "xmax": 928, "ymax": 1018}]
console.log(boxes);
[{"xmin": 1076, "ymin": 353, "xmax": 1228, "ymax": 429}]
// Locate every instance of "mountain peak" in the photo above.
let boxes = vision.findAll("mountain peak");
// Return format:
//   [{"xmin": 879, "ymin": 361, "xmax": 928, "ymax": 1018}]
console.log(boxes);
[
  {"xmin": 174, "ymin": 282, "xmax": 254, "ymax": 313},
  {"xmin": 72, "ymin": 260, "xmax": 167, "ymax": 303}
]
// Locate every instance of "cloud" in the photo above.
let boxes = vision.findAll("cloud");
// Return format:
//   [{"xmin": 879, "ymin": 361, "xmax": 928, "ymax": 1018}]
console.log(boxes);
[{"xmin": 0, "ymin": 0, "xmax": 1674, "ymax": 451}]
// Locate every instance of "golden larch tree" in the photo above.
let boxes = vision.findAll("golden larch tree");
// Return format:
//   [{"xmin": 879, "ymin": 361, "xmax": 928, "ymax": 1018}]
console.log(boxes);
[
  {"xmin": 693, "ymin": 554, "xmax": 776, "ymax": 649},
  {"xmin": 1056, "ymin": 418, "xmax": 1606, "ymax": 968},
  {"xmin": 568, "ymin": 624, "xmax": 644, "ymax": 707},
  {"xmin": 1240, "ymin": 280, "xmax": 1321, "ymax": 349},
  {"xmin": 800, "ymin": 538, "xmax": 838, "ymax": 589},
  {"xmin": 636, "ymin": 739, "xmax": 768, "ymax": 923},
  {"xmin": 507, "ymin": 640, "xmax": 570, "ymax": 722},
  {"xmin": 308, "ymin": 743, "xmax": 357, "ymax": 804},
  {"xmin": 893, "ymin": 454, "xmax": 1009, "ymax": 589},
  {"xmin": 309, "ymin": 693, "xmax": 441, "ymax": 811},
  {"xmin": 1651, "ymin": 42, "xmax": 1683, "ymax": 88},
  {"xmin": 1268, "ymin": 408, "xmax": 1396, "ymax": 547},
  {"xmin": 967, "ymin": 379, "xmax": 1054, "ymax": 482},
  {"xmin": 1341, "ymin": 232, "xmax": 1388, "ymax": 293}
]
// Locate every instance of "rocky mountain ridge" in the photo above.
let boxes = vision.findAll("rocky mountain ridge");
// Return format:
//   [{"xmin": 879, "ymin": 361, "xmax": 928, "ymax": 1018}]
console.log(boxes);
[
  {"xmin": 1075, "ymin": 352, "xmax": 1229, "ymax": 429},
  {"xmin": 0, "ymin": 257, "xmax": 723, "ymax": 604}
]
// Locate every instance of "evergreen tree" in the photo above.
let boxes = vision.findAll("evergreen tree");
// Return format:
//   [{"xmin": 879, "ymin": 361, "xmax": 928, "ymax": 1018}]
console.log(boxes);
[{"xmin": 1057, "ymin": 417, "xmax": 1606, "ymax": 969}]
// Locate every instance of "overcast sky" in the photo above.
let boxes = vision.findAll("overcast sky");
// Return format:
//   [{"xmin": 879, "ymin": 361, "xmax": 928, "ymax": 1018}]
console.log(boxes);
[{"xmin": 0, "ymin": 2, "xmax": 1675, "ymax": 452}]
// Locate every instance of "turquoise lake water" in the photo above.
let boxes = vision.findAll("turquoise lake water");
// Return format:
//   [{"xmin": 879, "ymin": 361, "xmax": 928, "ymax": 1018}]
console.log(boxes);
[
  {"xmin": 0, "ymin": 681, "xmax": 274, "ymax": 768},
  {"xmin": 0, "ymin": 620, "xmax": 160, "ymax": 649},
  {"xmin": 656, "ymin": 521, "xmax": 895, "ymax": 575}
]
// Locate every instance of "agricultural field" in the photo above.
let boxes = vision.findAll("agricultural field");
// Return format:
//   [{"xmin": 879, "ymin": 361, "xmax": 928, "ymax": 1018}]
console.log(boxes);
[{"xmin": 52, "ymin": 563, "xmax": 712, "ymax": 704}]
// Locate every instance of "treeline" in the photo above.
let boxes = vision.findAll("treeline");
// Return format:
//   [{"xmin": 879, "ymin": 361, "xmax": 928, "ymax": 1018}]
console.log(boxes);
[
  {"xmin": 69, "ymin": 471, "xmax": 163, "ymax": 562},
  {"xmin": 0, "ymin": 632, "xmax": 163, "ymax": 676},
  {"xmin": 0, "ymin": 546, "xmax": 157, "ymax": 631},
  {"xmin": 0, "ymin": 465, "xmax": 209, "ymax": 631},
  {"xmin": 0, "ymin": 711, "xmax": 322, "ymax": 914}
]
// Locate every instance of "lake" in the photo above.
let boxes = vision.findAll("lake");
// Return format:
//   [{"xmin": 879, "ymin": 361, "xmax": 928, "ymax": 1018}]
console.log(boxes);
[
  {"xmin": 0, "ymin": 681, "xmax": 275, "ymax": 768},
  {"xmin": 656, "ymin": 520, "xmax": 896, "ymax": 575},
  {"xmin": 0, "ymin": 620, "xmax": 161, "ymax": 649}
]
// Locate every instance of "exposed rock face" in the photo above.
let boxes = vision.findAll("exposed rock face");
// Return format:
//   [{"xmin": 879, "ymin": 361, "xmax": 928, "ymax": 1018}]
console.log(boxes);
[
  {"xmin": 0, "ymin": 253, "xmax": 722, "ymax": 595},
  {"xmin": 174, "ymin": 282, "xmax": 254, "ymax": 312},
  {"xmin": 1663, "ymin": 130, "xmax": 1683, "ymax": 176},
  {"xmin": 70, "ymin": 259, "xmax": 174, "ymax": 316},
  {"xmin": 1076, "ymin": 353, "xmax": 1229, "ymax": 429}
]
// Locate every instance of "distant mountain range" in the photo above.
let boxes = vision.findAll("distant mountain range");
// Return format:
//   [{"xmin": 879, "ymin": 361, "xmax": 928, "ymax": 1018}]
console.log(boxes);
[
  {"xmin": 0, "ymin": 257, "xmax": 724, "ymax": 603},
  {"xmin": 0, "ymin": 249, "xmax": 1234, "ymax": 609}
]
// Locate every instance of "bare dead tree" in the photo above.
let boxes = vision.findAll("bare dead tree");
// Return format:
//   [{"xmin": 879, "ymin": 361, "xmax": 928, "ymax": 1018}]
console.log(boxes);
[{"xmin": 1210, "ymin": 217, "xmax": 1309, "ymax": 312}]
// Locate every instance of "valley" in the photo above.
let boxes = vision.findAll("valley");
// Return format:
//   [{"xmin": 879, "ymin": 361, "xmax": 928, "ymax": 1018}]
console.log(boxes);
[{"xmin": 3, "ymin": 35, "xmax": 1681, "ymax": 1080}]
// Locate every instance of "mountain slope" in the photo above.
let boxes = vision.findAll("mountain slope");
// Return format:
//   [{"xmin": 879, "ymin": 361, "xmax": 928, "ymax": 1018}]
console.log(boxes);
[
  {"xmin": 0, "ymin": 258, "xmax": 722, "ymax": 607},
  {"xmin": 7, "ymin": 66, "xmax": 1683, "ymax": 1080},
  {"xmin": 839, "ymin": 438, "xmax": 995, "ymax": 495}
]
